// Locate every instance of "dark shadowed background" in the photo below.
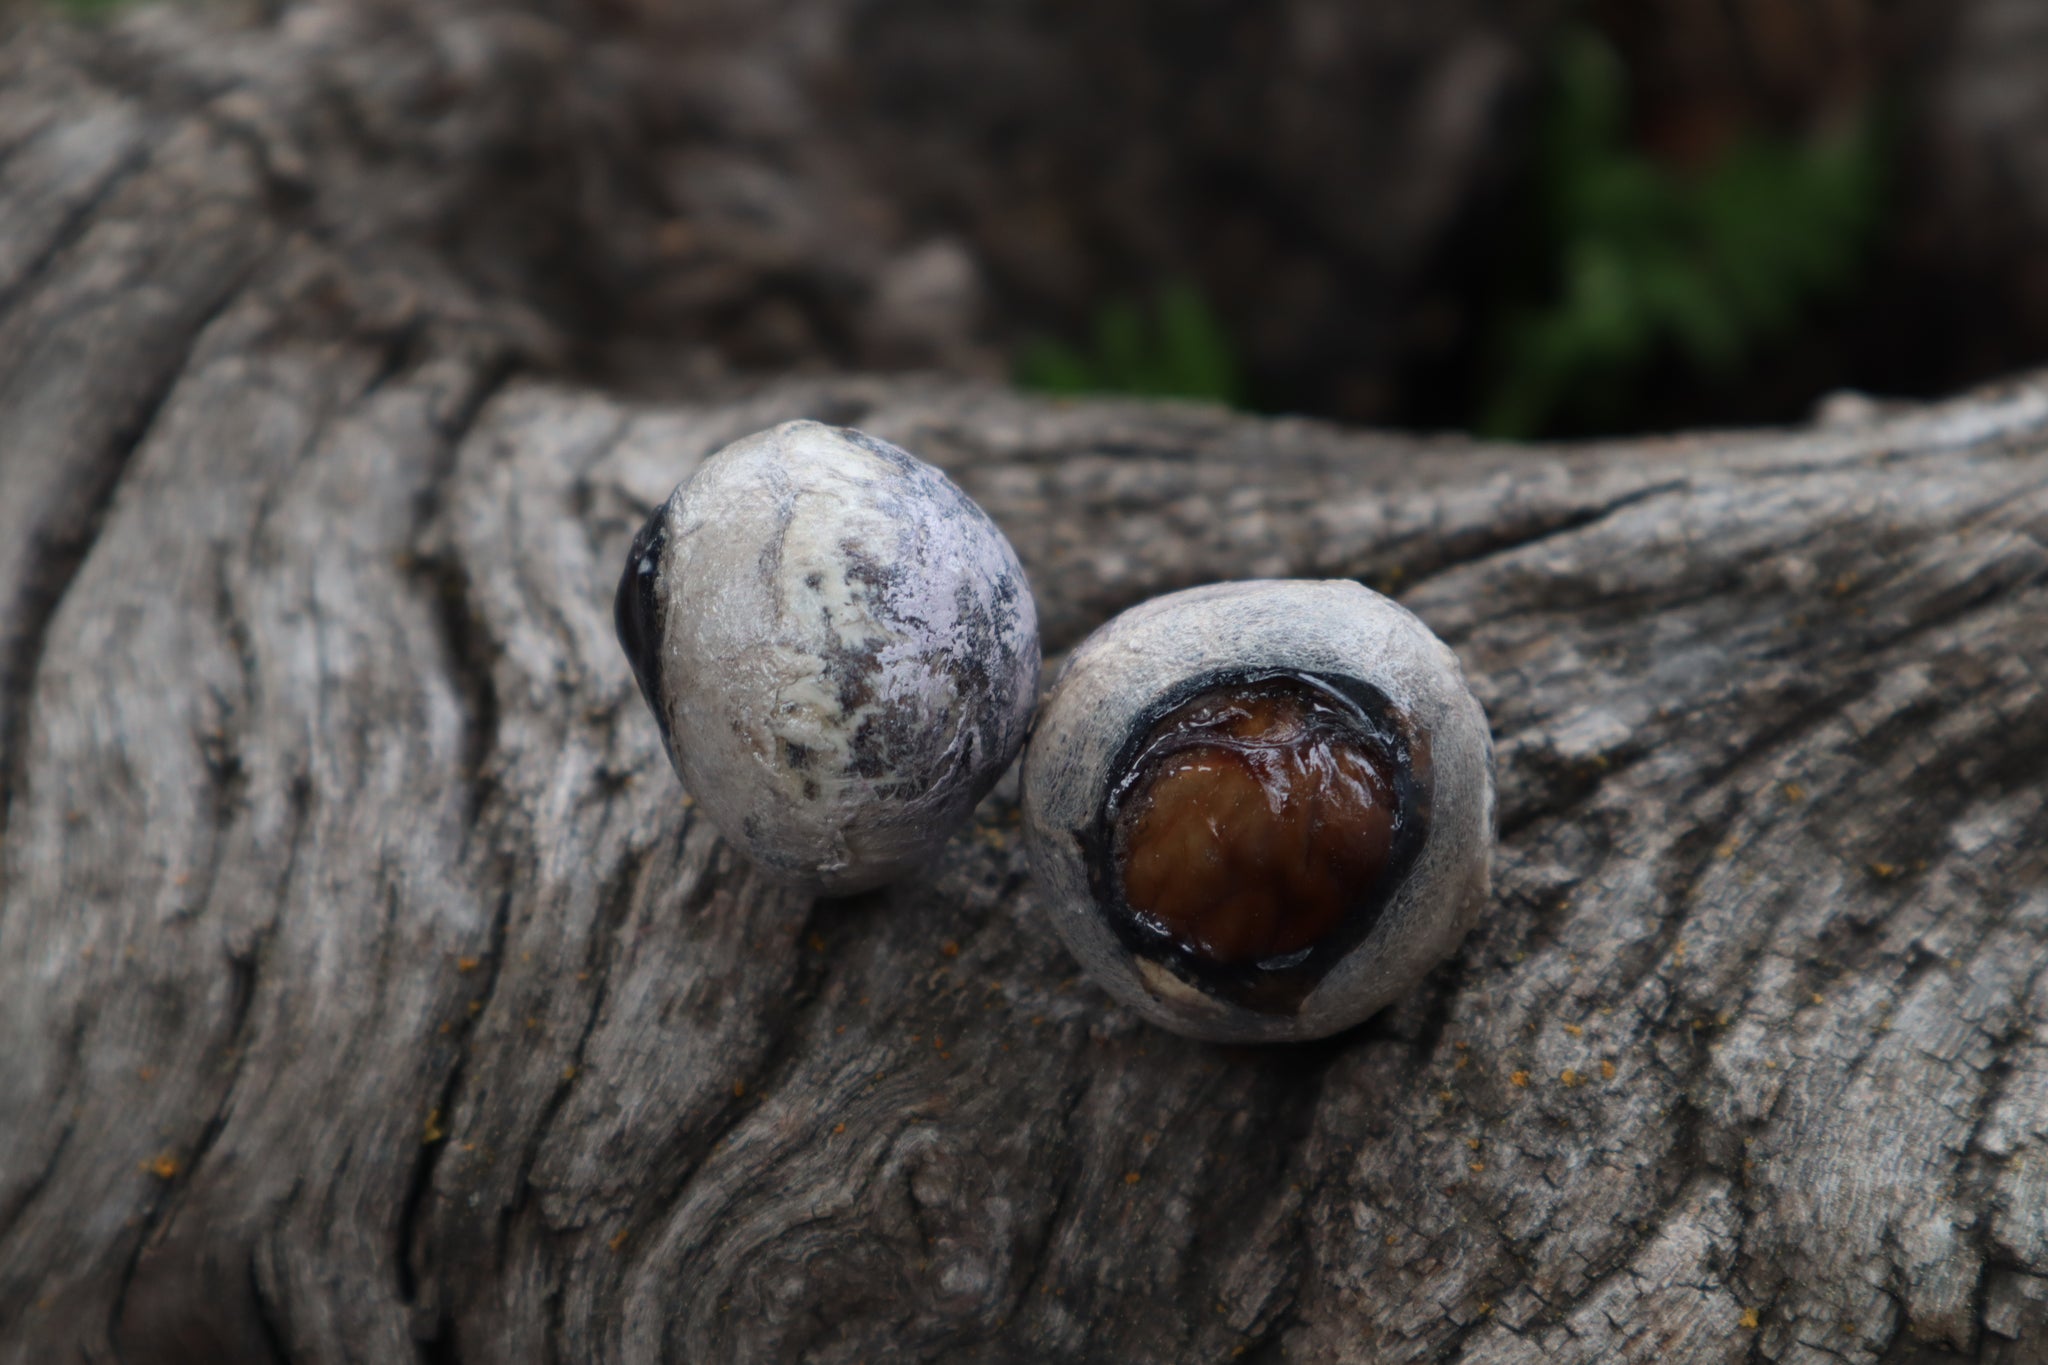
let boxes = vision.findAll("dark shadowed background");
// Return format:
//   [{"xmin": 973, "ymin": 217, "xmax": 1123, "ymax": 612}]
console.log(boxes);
[{"xmin": 52, "ymin": 0, "xmax": 2048, "ymax": 437}]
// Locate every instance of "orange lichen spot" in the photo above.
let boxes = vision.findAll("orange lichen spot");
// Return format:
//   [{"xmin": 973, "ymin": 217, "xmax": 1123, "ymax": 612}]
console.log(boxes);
[
  {"xmin": 1810, "ymin": 993, "xmax": 1825, "ymax": 1006},
  {"xmin": 525, "ymin": 1016, "xmax": 541, "ymax": 1031},
  {"xmin": 456, "ymin": 956, "xmax": 481, "ymax": 973},
  {"xmin": 1738, "ymin": 1307, "xmax": 1760, "ymax": 1330},
  {"xmin": 422, "ymin": 1110, "xmax": 445, "ymax": 1144},
  {"xmin": 832, "ymin": 1122, "xmax": 846, "ymax": 1135},
  {"xmin": 467, "ymin": 1000, "xmax": 483, "ymax": 1015},
  {"xmin": 1453, "ymin": 1054, "xmax": 1470, "ymax": 1070},
  {"xmin": 1869, "ymin": 862, "xmax": 1898, "ymax": 879},
  {"xmin": 143, "ymin": 1151, "xmax": 180, "ymax": 1180},
  {"xmin": 562, "ymin": 1065, "xmax": 578, "ymax": 1081},
  {"xmin": 1124, "ymin": 1171, "xmax": 1141, "ymax": 1185},
  {"xmin": 137, "ymin": 1066, "xmax": 156, "ymax": 1082},
  {"xmin": 932, "ymin": 1035, "xmax": 945, "ymax": 1050},
  {"xmin": 1508, "ymin": 1071, "xmax": 1530, "ymax": 1088},
  {"xmin": 1468, "ymin": 1162, "xmax": 1485, "ymax": 1173},
  {"xmin": 940, "ymin": 940, "xmax": 961, "ymax": 958},
  {"xmin": 1600, "ymin": 1060, "xmax": 1617, "ymax": 1081},
  {"xmin": 1467, "ymin": 1137, "xmax": 1482, "ymax": 1151},
  {"xmin": 679, "ymin": 795, "xmax": 695, "ymax": 809},
  {"xmin": 731, "ymin": 1080, "xmax": 747, "ymax": 1098},
  {"xmin": 809, "ymin": 934, "xmax": 827, "ymax": 952},
  {"xmin": 1438, "ymin": 1089, "xmax": 1456, "ymax": 1102},
  {"xmin": 1830, "ymin": 573, "xmax": 1857, "ymax": 597},
  {"xmin": 576, "ymin": 971, "xmax": 591, "ymax": 982},
  {"xmin": 609, "ymin": 1229, "xmax": 629, "ymax": 1253},
  {"xmin": 1562, "ymin": 1023, "xmax": 1583, "ymax": 1038},
  {"xmin": 1672, "ymin": 941, "xmax": 1689, "ymax": 962},
  {"xmin": 1559, "ymin": 1068, "xmax": 1581, "ymax": 1087},
  {"xmin": 1783, "ymin": 783, "xmax": 1806, "ymax": 802},
  {"xmin": 835, "ymin": 1024, "xmax": 847, "ymax": 1034}
]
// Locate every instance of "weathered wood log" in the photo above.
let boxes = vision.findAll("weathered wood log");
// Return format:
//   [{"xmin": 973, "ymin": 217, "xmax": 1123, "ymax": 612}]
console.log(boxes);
[{"xmin": 3, "ymin": 7, "xmax": 2048, "ymax": 1365}]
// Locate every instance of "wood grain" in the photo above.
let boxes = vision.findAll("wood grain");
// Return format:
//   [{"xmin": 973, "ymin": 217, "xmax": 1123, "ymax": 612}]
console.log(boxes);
[{"xmin": 1, "ymin": 7, "xmax": 2046, "ymax": 1364}]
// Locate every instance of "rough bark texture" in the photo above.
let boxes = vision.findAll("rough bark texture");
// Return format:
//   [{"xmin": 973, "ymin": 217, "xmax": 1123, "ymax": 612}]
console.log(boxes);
[{"xmin": 3, "ymin": 6, "xmax": 2048, "ymax": 1365}]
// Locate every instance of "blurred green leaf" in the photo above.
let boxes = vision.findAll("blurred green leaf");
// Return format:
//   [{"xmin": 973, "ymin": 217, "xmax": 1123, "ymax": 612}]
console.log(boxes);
[
  {"xmin": 1017, "ymin": 282, "xmax": 1243, "ymax": 406},
  {"xmin": 1482, "ymin": 26, "xmax": 1884, "ymax": 439}
]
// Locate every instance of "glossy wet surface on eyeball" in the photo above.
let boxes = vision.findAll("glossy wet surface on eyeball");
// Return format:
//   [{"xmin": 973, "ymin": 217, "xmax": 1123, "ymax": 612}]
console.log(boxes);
[{"xmin": 1112, "ymin": 677, "xmax": 1397, "ymax": 965}]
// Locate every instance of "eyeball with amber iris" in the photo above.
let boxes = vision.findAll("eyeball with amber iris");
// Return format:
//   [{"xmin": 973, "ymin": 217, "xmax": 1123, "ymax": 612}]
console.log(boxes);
[{"xmin": 1020, "ymin": 580, "xmax": 1494, "ymax": 1042}]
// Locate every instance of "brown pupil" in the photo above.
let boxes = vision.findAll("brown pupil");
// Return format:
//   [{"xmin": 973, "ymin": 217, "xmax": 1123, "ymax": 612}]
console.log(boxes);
[{"xmin": 1113, "ymin": 678, "xmax": 1395, "ymax": 966}]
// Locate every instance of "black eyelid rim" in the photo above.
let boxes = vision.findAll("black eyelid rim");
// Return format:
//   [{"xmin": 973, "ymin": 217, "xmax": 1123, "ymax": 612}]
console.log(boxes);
[{"xmin": 615, "ymin": 500, "xmax": 673, "ymax": 746}]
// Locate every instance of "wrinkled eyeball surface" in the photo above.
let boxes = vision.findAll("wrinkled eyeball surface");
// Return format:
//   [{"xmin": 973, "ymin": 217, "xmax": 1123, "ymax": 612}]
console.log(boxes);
[
  {"xmin": 616, "ymin": 420, "xmax": 1040, "ymax": 894},
  {"xmin": 1021, "ymin": 580, "xmax": 1494, "ymax": 1042}
]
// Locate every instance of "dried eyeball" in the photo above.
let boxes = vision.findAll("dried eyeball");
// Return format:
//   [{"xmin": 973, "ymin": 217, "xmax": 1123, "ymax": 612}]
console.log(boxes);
[
  {"xmin": 615, "ymin": 420, "xmax": 1040, "ymax": 894},
  {"xmin": 1020, "ymin": 580, "xmax": 1494, "ymax": 1042}
]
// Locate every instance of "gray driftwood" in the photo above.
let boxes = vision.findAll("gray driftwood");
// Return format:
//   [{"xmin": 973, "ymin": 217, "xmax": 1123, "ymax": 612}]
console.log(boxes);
[{"xmin": 3, "ymin": 7, "xmax": 2048, "ymax": 1365}]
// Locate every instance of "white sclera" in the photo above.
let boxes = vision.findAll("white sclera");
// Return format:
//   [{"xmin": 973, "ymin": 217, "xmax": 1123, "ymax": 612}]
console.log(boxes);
[{"xmin": 628, "ymin": 421, "xmax": 1040, "ymax": 894}]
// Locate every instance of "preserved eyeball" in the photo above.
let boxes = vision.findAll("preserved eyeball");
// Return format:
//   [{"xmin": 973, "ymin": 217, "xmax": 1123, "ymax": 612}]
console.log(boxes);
[
  {"xmin": 615, "ymin": 420, "xmax": 1040, "ymax": 894},
  {"xmin": 1020, "ymin": 580, "xmax": 1494, "ymax": 1042}
]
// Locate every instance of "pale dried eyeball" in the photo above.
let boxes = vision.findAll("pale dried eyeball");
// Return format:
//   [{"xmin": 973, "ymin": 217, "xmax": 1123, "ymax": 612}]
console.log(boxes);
[
  {"xmin": 615, "ymin": 420, "xmax": 1040, "ymax": 894},
  {"xmin": 1020, "ymin": 580, "xmax": 1494, "ymax": 1043}
]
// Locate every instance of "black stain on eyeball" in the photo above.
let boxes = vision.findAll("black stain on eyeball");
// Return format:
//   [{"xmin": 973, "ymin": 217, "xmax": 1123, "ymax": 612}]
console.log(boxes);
[{"xmin": 615, "ymin": 502, "xmax": 672, "ymax": 746}]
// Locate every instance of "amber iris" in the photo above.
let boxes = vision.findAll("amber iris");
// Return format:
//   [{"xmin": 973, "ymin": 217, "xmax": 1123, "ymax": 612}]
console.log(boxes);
[{"xmin": 1112, "ymin": 678, "xmax": 1397, "ymax": 966}]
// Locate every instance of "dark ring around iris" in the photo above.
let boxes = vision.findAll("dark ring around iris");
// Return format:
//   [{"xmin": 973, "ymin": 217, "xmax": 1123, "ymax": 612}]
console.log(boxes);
[{"xmin": 1076, "ymin": 667, "xmax": 1433, "ymax": 1016}]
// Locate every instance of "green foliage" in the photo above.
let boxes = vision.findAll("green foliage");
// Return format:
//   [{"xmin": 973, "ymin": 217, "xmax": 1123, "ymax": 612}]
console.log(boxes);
[
  {"xmin": 1017, "ymin": 283, "xmax": 1244, "ymax": 407},
  {"xmin": 1480, "ymin": 29, "xmax": 1884, "ymax": 439}
]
